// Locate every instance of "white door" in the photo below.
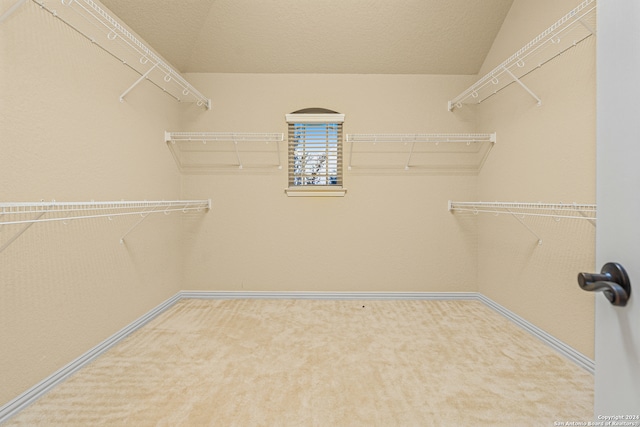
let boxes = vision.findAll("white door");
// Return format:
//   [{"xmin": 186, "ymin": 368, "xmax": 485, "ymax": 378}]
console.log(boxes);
[{"xmin": 593, "ymin": 0, "xmax": 640, "ymax": 417}]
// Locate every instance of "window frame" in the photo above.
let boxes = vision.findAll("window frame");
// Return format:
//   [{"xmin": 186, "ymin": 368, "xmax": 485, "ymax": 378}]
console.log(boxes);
[{"xmin": 285, "ymin": 112, "xmax": 346, "ymax": 197}]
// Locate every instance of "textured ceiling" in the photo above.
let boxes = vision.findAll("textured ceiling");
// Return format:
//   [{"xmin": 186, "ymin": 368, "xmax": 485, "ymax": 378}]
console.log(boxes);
[{"xmin": 100, "ymin": 0, "xmax": 514, "ymax": 75}]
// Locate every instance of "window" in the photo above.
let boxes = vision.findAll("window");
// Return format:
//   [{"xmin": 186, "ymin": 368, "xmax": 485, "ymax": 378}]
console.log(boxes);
[{"xmin": 285, "ymin": 108, "xmax": 346, "ymax": 197}]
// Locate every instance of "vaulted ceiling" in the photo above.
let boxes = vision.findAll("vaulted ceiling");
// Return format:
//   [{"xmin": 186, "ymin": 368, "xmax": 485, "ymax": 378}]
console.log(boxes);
[{"xmin": 99, "ymin": 0, "xmax": 514, "ymax": 75}]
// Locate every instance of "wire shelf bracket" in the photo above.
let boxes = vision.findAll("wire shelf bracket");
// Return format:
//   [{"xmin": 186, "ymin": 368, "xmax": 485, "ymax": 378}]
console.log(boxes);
[
  {"xmin": 448, "ymin": 201, "xmax": 597, "ymax": 246},
  {"xmin": 119, "ymin": 63, "xmax": 158, "ymax": 103},
  {"xmin": 505, "ymin": 208, "xmax": 544, "ymax": 245},
  {"xmin": 0, "ymin": 211, "xmax": 45, "ymax": 254},
  {"xmin": 0, "ymin": 0, "xmax": 26, "ymax": 23},
  {"xmin": 28, "ymin": 0, "xmax": 211, "ymax": 109},
  {"xmin": 447, "ymin": 0, "xmax": 596, "ymax": 111},
  {"xmin": 345, "ymin": 133, "xmax": 496, "ymax": 173},
  {"xmin": 165, "ymin": 132, "xmax": 284, "ymax": 173},
  {"xmin": 503, "ymin": 67, "xmax": 542, "ymax": 107},
  {"xmin": 0, "ymin": 199, "xmax": 211, "ymax": 253}
]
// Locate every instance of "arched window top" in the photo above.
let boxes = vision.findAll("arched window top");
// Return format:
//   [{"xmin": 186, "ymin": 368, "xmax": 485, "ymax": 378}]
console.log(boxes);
[
  {"xmin": 285, "ymin": 108, "xmax": 344, "ymax": 124},
  {"xmin": 290, "ymin": 107, "xmax": 340, "ymax": 115}
]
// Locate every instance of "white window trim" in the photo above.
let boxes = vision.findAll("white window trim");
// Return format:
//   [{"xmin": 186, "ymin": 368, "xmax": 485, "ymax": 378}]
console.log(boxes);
[
  {"xmin": 285, "ymin": 113, "xmax": 346, "ymax": 197},
  {"xmin": 284, "ymin": 187, "xmax": 347, "ymax": 197},
  {"xmin": 285, "ymin": 114, "xmax": 345, "ymax": 124}
]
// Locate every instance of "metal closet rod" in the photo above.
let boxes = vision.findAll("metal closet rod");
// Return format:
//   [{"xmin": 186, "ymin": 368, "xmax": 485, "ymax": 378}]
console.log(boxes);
[
  {"xmin": 25, "ymin": 0, "xmax": 211, "ymax": 108},
  {"xmin": 448, "ymin": 0, "xmax": 596, "ymax": 111}
]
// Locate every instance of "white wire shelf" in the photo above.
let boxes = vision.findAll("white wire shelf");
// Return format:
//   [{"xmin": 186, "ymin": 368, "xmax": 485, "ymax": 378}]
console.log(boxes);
[
  {"xmin": 346, "ymin": 133, "xmax": 496, "ymax": 144},
  {"xmin": 25, "ymin": 0, "xmax": 210, "ymax": 108},
  {"xmin": 0, "ymin": 199, "xmax": 211, "ymax": 253},
  {"xmin": 345, "ymin": 133, "xmax": 496, "ymax": 173},
  {"xmin": 0, "ymin": 200, "xmax": 211, "ymax": 224},
  {"xmin": 165, "ymin": 132, "xmax": 284, "ymax": 173},
  {"xmin": 167, "ymin": 132, "xmax": 284, "ymax": 143},
  {"xmin": 448, "ymin": 0, "xmax": 596, "ymax": 111},
  {"xmin": 448, "ymin": 201, "xmax": 596, "ymax": 220},
  {"xmin": 448, "ymin": 201, "xmax": 596, "ymax": 245}
]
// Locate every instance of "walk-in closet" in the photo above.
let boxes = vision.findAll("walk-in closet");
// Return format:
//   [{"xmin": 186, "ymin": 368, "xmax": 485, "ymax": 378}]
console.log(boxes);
[{"xmin": 3, "ymin": 0, "xmax": 639, "ymax": 424}]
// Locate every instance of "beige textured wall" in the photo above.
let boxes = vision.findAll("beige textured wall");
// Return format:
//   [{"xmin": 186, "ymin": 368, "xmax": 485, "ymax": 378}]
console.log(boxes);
[
  {"xmin": 0, "ymin": 1, "xmax": 193, "ymax": 406},
  {"xmin": 179, "ymin": 73, "xmax": 480, "ymax": 292},
  {"xmin": 474, "ymin": 0, "xmax": 596, "ymax": 358},
  {"xmin": 1, "ymin": 0, "xmax": 597, "ymax": 411}
]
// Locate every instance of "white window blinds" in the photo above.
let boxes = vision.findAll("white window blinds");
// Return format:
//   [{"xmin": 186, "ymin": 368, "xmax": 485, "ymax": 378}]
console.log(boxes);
[{"xmin": 286, "ymin": 112, "xmax": 345, "ymax": 188}]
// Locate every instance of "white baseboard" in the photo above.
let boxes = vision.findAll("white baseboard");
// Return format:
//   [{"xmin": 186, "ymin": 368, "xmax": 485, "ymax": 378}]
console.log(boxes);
[
  {"xmin": 179, "ymin": 290, "xmax": 479, "ymax": 300},
  {"xmin": 475, "ymin": 293, "xmax": 595, "ymax": 375},
  {"xmin": 0, "ymin": 293, "xmax": 182, "ymax": 425},
  {"xmin": 0, "ymin": 290, "xmax": 594, "ymax": 424}
]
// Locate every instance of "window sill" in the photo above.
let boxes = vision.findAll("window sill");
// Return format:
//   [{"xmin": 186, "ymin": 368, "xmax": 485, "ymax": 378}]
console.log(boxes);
[{"xmin": 285, "ymin": 187, "xmax": 347, "ymax": 197}]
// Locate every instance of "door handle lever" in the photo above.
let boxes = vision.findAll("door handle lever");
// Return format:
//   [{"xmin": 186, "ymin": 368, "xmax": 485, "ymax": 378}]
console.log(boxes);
[{"xmin": 577, "ymin": 262, "xmax": 632, "ymax": 307}]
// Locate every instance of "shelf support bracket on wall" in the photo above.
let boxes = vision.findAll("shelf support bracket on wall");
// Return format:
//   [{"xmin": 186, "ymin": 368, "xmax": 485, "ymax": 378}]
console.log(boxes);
[
  {"xmin": 503, "ymin": 67, "xmax": 542, "ymax": 106},
  {"xmin": 232, "ymin": 137, "xmax": 244, "ymax": 170},
  {"xmin": 577, "ymin": 210, "xmax": 597, "ymax": 227},
  {"xmin": 577, "ymin": 18, "xmax": 596, "ymax": 36},
  {"xmin": 405, "ymin": 140, "xmax": 416, "ymax": 170},
  {"xmin": 0, "ymin": 211, "xmax": 46, "ymax": 254},
  {"xmin": 347, "ymin": 136, "xmax": 356, "ymax": 170},
  {"xmin": 275, "ymin": 139, "xmax": 282, "ymax": 169},
  {"xmin": 506, "ymin": 208, "xmax": 543, "ymax": 245},
  {"xmin": 0, "ymin": 0, "xmax": 26, "ymax": 23},
  {"xmin": 120, "ymin": 64, "xmax": 158, "ymax": 103},
  {"xmin": 120, "ymin": 205, "xmax": 158, "ymax": 244}
]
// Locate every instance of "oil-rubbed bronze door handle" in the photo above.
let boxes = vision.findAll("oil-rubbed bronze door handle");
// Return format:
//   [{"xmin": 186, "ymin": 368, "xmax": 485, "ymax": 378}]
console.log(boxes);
[{"xmin": 578, "ymin": 262, "xmax": 632, "ymax": 307}]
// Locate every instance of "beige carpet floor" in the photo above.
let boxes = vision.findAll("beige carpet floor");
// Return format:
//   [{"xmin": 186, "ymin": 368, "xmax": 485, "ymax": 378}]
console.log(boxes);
[{"xmin": 5, "ymin": 299, "xmax": 593, "ymax": 426}]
